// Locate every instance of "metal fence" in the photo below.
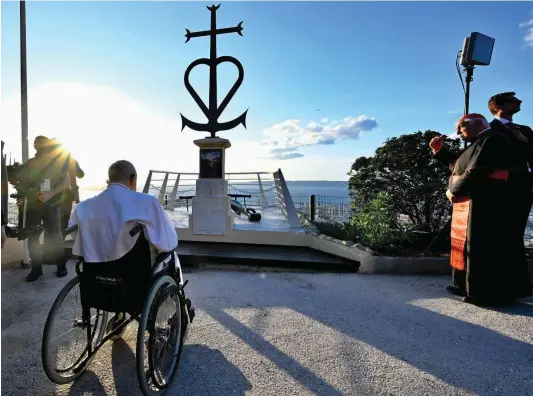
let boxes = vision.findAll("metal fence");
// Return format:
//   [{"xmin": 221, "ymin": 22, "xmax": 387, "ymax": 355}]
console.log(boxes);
[
  {"xmin": 167, "ymin": 193, "xmax": 352, "ymax": 224},
  {"xmin": 290, "ymin": 195, "xmax": 352, "ymax": 224},
  {"xmin": 6, "ymin": 195, "xmax": 533, "ymax": 249}
]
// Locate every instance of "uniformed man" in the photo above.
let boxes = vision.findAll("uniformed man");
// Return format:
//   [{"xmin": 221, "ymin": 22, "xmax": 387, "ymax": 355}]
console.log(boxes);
[{"xmin": 15, "ymin": 136, "xmax": 74, "ymax": 281}]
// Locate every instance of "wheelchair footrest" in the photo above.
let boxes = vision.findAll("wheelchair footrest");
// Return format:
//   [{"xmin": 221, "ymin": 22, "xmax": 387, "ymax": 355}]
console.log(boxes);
[{"xmin": 185, "ymin": 298, "xmax": 195, "ymax": 323}]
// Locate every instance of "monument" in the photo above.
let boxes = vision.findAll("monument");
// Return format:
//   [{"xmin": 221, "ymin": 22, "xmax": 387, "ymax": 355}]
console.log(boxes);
[{"xmin": 180, "ymin": 4, "xmax": 247, "ymax": 236}]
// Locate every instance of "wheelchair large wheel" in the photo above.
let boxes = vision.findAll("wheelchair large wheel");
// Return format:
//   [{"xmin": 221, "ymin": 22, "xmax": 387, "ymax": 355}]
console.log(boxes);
[
  {"xmin": 136, "ymin": 275, "xmax": 186, "ymax": 396},
  {"xmin": 42, "ymin": 276, "xmax": 108, "ymax": 385}
]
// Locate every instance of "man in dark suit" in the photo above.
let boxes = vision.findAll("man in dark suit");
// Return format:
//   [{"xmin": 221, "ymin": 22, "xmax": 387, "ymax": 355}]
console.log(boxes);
[
  {"xmin": 488, "ymin": 92, "xmax": 533, "ymax": 145},
  {"xmin": 487, "ymin": 92, "xmax": 533, "ymax": 298},
  {"xmin": 488, "ymin": 92, "xmax": 527, "ymax": 126}
]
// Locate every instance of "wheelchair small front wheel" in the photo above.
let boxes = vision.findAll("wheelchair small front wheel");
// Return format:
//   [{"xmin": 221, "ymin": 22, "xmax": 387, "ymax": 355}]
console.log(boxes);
[
  {"xmin": 41, "ymin": 276, "xmax": 108, "ymax": 384},
  {"xmin": 136, "ymin": 275, "xmax": 185, "ymax": 396},
  {"xmin": 105, "ymin": 312, "xmax": 129, "ymax": 341}
]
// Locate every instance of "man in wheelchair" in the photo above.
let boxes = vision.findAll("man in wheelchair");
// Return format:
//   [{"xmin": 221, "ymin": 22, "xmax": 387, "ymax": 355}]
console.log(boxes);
[
  {"xmin": 42, "ymin": 160, "xmax": 195, "ymax": 393},
  {"xmin": 67, "ymin": 160, "xmax": 194, "ymax": 332}
]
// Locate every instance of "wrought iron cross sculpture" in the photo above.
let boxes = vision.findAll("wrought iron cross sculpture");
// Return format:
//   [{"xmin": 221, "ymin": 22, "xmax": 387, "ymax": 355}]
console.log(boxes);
[{"xmin": 180, "ymin": 4, "xmax": 248, "ymax": 138}]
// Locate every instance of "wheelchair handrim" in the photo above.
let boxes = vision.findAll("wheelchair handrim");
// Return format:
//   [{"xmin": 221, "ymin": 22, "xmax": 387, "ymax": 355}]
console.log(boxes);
[
  {"xmin": 41, "ymin": 276, "xmax": 108, "ymax": 384},
  {"xmin": 136, "ymin": 274, "xmax": 184, "ymax": 395},
  {"xmin": 148, "ymin": 282, "xmax": 183, "ymax": 388}
]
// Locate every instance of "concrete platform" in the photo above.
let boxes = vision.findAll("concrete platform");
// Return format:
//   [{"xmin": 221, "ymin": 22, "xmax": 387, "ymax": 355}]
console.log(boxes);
[
  {"xmin": 166, "ymin": 206, "xmax": 304, "ymax": 233},
  {"xmin": 2, "ymin": 266, "xmax": 532, "ymax": 396}
]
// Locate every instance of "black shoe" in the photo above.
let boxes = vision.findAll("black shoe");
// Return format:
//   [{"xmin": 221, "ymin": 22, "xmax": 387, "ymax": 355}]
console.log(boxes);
[
  {"xmin": 26, "ymin": 267, "xmax": 43, "ymax": 282},
  {"xmin": 462, "ymin": 295, "xmax": 515, "ymax": 307},
  {"xmin": 20, "ymin": 260, "xmax": 31, "ymax": 269},
  {"xmin": 516, "ymin": 284, "xmax": 533, "ymax": 298},
  {"xmin": 57, "ymin": 266, "xmax": 68, "ymax": 278},
  {"xmin": 461, "ymin": 296, "xmax": 491, "ymax": 306},
  {"xmin": 517, "ymin": 290, "xmax": 533, "ymax": 298},
  {"xmin": 446, "ymin": 286, "xmax": 466, "ymax": 297}
]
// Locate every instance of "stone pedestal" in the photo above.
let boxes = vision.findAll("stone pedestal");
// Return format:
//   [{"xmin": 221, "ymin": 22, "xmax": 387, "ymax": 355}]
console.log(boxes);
[{"xmin": 191, "ymin": 137, "xmax": 233, "ymax": 236}]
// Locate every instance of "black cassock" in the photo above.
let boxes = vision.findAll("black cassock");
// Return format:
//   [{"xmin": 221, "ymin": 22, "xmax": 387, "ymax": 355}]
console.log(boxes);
[{"xmin": 447, "ymin": 127, "xmax": 532, "ymax": 303}]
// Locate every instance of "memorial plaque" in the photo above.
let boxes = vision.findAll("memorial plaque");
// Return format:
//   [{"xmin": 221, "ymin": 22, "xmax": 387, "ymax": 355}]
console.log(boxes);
[
  {"xmin": 192, "ymin": 197, "xmax": 228, "ymax": 235},
  {"xmin": 196, "ymin": 179, "xmax": 227, "ymax": 198},
  {"xmin": 199, "ymin": 148, "xmax": 223, "ymax": 178}
]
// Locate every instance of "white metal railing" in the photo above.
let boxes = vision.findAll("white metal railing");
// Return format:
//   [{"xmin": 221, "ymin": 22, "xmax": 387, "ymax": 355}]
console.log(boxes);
[
  {"xmin": 273, "ymin": 169, "xmax": 301, "ymax": 228},
  {"xmin": 143, "ymin": 169, "xmax": 302, "ymax": 228}
]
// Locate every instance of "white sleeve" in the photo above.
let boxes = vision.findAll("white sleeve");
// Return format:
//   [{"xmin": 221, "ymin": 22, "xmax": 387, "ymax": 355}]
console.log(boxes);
[
  {"xmin": 141, "ymin": 198, "xmax": 178, "ymax": 253},
  {"xmin": 68, "ymin": 206, "xmax": 83, "ymax": 257}
]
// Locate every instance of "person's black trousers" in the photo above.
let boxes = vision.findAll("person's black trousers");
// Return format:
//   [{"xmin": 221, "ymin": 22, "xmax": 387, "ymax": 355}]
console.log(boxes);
[{"xmin": 25, "ymin": 201, "xmax": 65, "ymax": 270}]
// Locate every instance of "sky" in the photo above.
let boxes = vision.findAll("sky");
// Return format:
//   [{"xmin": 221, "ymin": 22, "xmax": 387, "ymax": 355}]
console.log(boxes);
[{"xmin": 1, "ymin": 1, "xmax": 532, "ymax": 190}]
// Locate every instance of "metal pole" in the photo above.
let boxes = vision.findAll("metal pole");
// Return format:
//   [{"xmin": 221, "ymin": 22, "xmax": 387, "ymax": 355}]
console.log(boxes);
[
  {"xmin": 20, "ymin": 0, "xmax": 30, "ymax": 266},
  {"xmin": 464, "ymin": 66, "xmax": 474, "ymax": 116},
  {"xmin": 463, "ymin": 65, "xmax": 474, "ymax": 149},
  {"xmin": 20, "ymin": 0, "xmax": 29, "ymax": 163},
  {"xmin": 309, "ymin": 194, "xmax": 316, "ymax": 222}
]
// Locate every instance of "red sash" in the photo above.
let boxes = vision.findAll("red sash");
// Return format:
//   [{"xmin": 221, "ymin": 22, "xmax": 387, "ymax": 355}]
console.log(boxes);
[{"xmin": 449, "ymin": 169, "xmax": 509, "ymax": 270}]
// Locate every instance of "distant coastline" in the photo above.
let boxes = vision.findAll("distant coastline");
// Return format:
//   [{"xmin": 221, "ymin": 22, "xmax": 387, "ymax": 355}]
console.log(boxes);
[{"xmin": 79, "ymin": 180, "xmax": 351, "ymax": 201}]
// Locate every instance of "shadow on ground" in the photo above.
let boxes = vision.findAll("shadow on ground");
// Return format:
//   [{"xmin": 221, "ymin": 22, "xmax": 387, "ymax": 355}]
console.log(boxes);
[
  {"xmin": 194, "ymin": 271, "xmax": 533, "ymax": 395},
  {"xmin": 2, "ymin": 264, "xmax": 533, "ymax": 395},
  {"xmin": 64, "ymin": 339, "xmax": 251, "ymax": 396}
]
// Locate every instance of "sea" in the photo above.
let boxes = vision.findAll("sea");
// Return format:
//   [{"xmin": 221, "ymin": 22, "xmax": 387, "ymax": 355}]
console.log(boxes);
[
  {"xmin": 3, "ymin": 180, "xmax": 350, "ymax": 226},
  {"xmin": 77, "ymin": 180, "xmax": 351, "ymax": 201}
]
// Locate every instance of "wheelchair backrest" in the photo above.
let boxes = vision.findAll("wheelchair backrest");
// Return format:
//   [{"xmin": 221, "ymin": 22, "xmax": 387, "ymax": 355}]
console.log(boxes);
[{"xmin": 79, "ymin": 227, "xmax": 153, "ymax": 314}]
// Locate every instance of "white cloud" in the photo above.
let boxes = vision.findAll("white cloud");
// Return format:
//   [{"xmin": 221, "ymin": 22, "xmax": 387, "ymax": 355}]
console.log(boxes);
[
  {"xmin": 519, "ymin": 16, "xmax": 533, "ymax": 47},
  {"xmin": 260, "ymin": 115, "xmax": 378, "ymax": 160}
]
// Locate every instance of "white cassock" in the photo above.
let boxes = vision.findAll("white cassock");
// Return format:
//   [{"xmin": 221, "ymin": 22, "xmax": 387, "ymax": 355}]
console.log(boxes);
[{"xmin": 68, "ymin": 183, "xmax": 182, "ymax": 282}]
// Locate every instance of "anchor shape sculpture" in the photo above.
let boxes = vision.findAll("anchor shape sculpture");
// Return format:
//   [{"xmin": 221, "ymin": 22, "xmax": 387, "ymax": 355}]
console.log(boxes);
[{"xmin": 180, "ymin": 4, "xmax": 248, "ymax": 138}]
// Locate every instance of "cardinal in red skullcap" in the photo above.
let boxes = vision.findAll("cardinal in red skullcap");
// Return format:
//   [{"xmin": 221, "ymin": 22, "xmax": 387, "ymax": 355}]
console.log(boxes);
[
  {"xmin": 455, "ymin": 113, "xmax": 490, "ymax": 142},
  {"xmin": 429, "ymin": 114, "xmax": 490, "ymax": 158},
  {"xmin": 432, "ymin": 112, "xmax": 533, "ymax": 306}
]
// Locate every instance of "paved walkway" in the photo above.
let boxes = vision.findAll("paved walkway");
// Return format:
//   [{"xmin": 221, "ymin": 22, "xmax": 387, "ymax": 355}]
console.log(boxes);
[
  {"xmin": 1, "ymin": 238, "xmax": 25, "ymax": 269},
  {"xmin": 2, "ymin": 255, "xmax": 533, "ymax": 395}
]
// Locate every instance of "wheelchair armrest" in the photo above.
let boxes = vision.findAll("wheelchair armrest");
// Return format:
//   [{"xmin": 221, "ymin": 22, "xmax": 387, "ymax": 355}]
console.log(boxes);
[
  {"xmin": 62, "ymin": 224, "xmax": 78, "ymax": 240},
  {"xmin": 155, "ymin": 250, "xmax": 174, "ymax": 263},
  {"xmin": 75, "ymin": 258, "xmax": 83, "ymax": 276}
]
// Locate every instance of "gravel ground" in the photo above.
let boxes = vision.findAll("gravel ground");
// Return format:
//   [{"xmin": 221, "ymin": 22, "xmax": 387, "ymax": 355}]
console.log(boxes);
[{"xmin": 2, "ymin": 262, "xmax": 533, "ymax": 396}]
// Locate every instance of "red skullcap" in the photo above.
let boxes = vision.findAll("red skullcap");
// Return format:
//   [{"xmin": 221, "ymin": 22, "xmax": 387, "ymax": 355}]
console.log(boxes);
[{"xmin": 459, "ymin": 113, "xmax": 487, "ymax": 123}]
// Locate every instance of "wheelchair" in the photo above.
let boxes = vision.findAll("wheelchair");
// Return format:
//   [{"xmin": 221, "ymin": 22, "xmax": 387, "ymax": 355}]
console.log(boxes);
[{"xmin": 41, "ymin": 223, "xmax": 195, "ymax": 395}]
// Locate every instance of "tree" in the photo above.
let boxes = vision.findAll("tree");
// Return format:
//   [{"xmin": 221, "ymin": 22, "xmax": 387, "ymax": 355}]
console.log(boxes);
[{"xmin": 348, "ymin": 130, "xmax": 462, "ymax": 235}]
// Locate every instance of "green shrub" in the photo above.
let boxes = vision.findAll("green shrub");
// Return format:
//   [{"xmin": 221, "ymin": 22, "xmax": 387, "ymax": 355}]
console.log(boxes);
[
  {"xmin": 312, "ymin": 220, "xmax": 349, "ymax": 241},
  {"xmin": 347, "ymin": 191, "xmax": 409, "ymax": 249}
]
